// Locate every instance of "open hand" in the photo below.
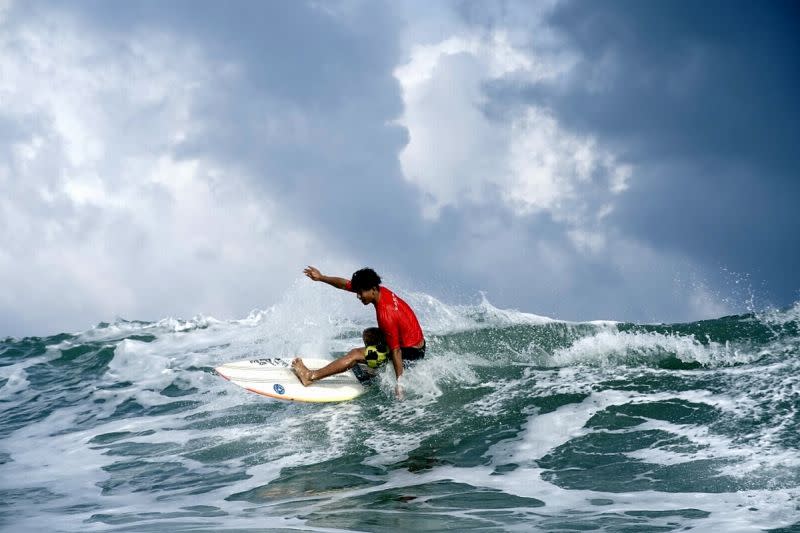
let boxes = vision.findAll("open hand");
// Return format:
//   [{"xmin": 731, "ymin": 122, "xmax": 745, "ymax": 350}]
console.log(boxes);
[{"xmin": 303, "ymin": 266, "xmax": 322, "ymax": 281}]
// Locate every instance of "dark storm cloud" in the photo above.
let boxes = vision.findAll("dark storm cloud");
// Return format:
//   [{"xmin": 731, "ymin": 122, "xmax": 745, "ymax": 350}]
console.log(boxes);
[
  {"xmin": 27, "ymin": 0, "xmax": 430, "ymax": 266},
  {"xmin": 481, "ymin": 0, "xmax": 800, "ymax": 306}
]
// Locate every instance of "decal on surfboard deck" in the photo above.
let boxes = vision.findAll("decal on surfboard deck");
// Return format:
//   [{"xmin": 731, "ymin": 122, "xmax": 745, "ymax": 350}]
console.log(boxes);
[{"xmin": 249, "ymin": 358, "xmax": 291, "ymax": 367}]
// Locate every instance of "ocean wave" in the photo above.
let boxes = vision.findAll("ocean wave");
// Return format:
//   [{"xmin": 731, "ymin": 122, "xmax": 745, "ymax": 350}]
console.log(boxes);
[
  {"xmin": 1, "ymin": 288, "xmax": 799, "ymax": 531},
  {"xmin": 549, "ymin": 329, "xmax": 764, "ymax": 368}
]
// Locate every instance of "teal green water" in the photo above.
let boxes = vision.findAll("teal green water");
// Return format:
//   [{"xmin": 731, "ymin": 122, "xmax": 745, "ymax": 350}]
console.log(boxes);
[{"xmin": 1, "ymin": 295, "xmax": 799, "ymax": 532}]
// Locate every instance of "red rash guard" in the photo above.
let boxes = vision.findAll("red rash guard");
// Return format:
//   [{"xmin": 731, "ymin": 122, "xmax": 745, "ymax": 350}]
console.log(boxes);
[{"xmin": 346, "ymin": 283, "xmax": 424, "ymax": 350}]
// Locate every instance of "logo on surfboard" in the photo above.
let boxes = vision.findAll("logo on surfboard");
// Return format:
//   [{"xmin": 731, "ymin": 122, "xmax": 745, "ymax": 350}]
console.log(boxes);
[
  {"xmin": 273, "ymin": 384, "xmax": 285, "ymax": 395},
  {"xmin": 250, "ymin": 358, "xmax": 290, "ymax": 367}
]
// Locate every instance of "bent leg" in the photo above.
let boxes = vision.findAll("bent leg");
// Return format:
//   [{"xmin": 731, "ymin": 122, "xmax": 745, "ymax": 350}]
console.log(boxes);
[{"xmin": 292, "ymin": 348, "xmax": 366, "ymax": 387}]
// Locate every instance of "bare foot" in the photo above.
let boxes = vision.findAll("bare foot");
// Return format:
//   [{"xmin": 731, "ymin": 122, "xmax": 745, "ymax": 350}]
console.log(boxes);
[{"xmin": 291, "ymin": 358, "xmax": 314, "ymax": 387}]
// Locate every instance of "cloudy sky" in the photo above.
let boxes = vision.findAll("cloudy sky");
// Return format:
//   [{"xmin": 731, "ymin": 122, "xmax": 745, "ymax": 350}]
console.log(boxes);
[{"xmin": 1, "ymin": 0, "xmax": 798, "ymax": 336}]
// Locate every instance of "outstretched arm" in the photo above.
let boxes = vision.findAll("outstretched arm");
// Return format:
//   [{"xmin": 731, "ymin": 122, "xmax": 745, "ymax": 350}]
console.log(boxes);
[{"xmin": 304, "ymin": 266, "xmax": 351, "ymax": 291}]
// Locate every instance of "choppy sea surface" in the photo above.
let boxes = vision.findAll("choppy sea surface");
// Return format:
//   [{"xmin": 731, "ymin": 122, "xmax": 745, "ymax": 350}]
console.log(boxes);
[{"xmin": 1, "ymin": 284, "xmax": 799, "ymax": 532}]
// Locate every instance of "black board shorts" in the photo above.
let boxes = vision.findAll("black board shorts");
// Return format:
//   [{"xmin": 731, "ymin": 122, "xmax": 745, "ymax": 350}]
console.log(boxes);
[{"xmin": 401, "ymin": 341, "xmax": 426, "ymax": 363}]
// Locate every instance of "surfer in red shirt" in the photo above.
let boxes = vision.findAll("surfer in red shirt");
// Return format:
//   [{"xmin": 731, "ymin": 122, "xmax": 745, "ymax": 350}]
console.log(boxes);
[{"xmin": 292, "ymin": 266, "xmax": 426, "ymax": 396}]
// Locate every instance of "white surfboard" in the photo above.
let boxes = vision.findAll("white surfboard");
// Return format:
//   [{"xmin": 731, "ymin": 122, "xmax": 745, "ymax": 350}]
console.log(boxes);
[{"xmin": 215, "ymin": 357, "xmax": 366, "ymax": 403}]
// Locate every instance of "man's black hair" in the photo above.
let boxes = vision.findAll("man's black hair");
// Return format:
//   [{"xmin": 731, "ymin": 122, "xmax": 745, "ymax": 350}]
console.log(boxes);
[{"xmin": 350, "ymin": 268, "xmax": 381, "ymax": 292}]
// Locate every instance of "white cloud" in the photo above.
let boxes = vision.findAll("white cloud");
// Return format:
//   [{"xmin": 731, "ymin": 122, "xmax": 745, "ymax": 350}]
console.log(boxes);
[
  {"xmin": 0, "ymin": 9, "xmax": 344, "ymax": 335},
  {"xmin": 394, "ymin": 42, "xmax": 504, "ymax": 219},
  {"xmin": 394, "ymin": 24, "xmax": 632, "ymax": 233},
  {"xmin": 505, "ymin": 106, "xmax": 629, "ymax": 220},
  {"xmin": 394, "ymin": 32, "xmax": 554, "ymax": 93}
]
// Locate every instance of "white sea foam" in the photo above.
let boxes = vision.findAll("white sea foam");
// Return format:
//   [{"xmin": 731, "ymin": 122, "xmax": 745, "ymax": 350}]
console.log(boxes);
[
  {"xmin": 0, "ymin": 367, "xmax": 29, "ymax": 398},
  {"xmin": 0, "ymin": 346, "xmax": 61, "ymax": 409},
  {"xmin": 391, "ymin": 350, "xmax": 482, "ymax": 400},
  {"xmin": 551, "ymin": 329, "xmax": 762, "ymax": 367},
  {"xmin": 622, "ymin": 416, "xmax": 800, "ymax": 476},
  {"xmin": 365, "ymin": 391, "xmax": 468, "ymax": 467},
  {"xmin": 431, "ymin": 463, "xmax": 800, "ymax": 533},
  {"xmin": 472, "ymin": 389, "xmax": 800, "ymax": 531},
  {"xmin": 759, "ymin": 299, "xmax": 800, "ymax": 327}
]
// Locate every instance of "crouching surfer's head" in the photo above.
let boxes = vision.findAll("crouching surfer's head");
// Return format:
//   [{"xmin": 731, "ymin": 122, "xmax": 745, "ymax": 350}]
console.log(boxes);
[{"xmin": 351, "ymin": 268, "xmax": 381, "ymax": 305}]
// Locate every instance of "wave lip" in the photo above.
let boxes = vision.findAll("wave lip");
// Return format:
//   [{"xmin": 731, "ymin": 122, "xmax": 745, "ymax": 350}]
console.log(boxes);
[{"xmin": 549, "ymin": 329, "xmax": 765, "ymax": 368}]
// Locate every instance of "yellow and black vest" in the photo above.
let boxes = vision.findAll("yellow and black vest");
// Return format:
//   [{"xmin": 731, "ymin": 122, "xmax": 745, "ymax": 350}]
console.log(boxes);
[{"xmin": 364, "ymin": 343, "xmax": 390, "ymax": 368}]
